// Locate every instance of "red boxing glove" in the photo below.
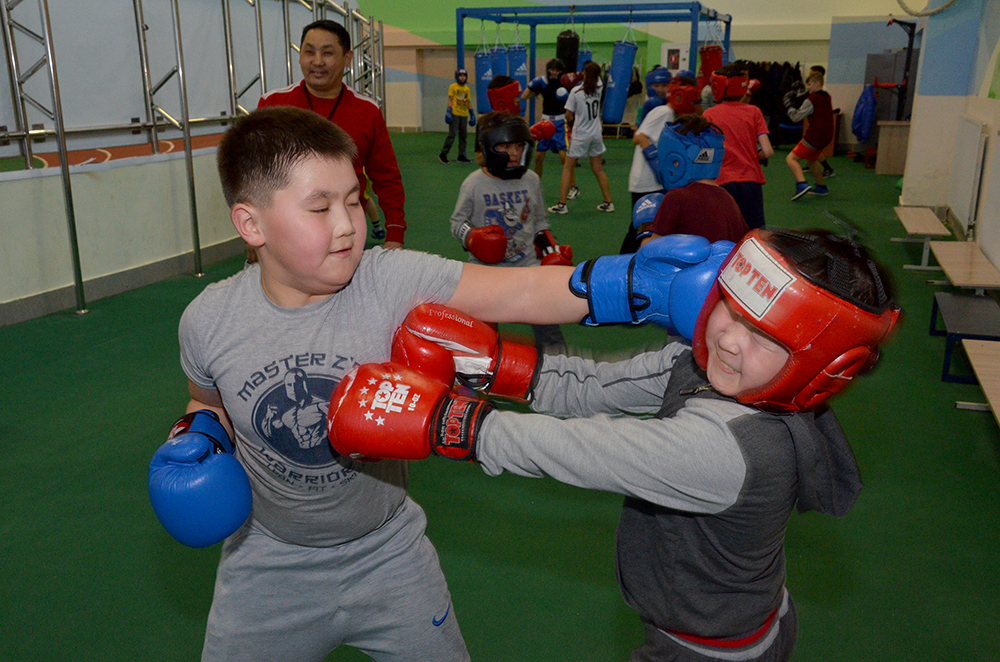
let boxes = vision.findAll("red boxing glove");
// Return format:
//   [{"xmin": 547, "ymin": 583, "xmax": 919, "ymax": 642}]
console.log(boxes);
[
  {"xmin": 457, "ymin": 221, "xmax": 507, "ymax": 264},
  {"xmin": 534, "ymin": 229, "xmax": 574, "ymax": 267},
  {"xmin": 326, "ymin": 362, "xmax": 492, "ymax": 462},
  {"xmin": 391, "ymin": 323, "xmax": 457, "ymax": 386},
  {"xmin": 529, "ymin": 120, "xmax": 556, "ymax": 141},
  {"xmin": 560, "ymin": 72, "xmax": 583, "ymax": 90},
  {"xmin": 395, "ymin": 303, "xmax": 539, "ymax": 401}
]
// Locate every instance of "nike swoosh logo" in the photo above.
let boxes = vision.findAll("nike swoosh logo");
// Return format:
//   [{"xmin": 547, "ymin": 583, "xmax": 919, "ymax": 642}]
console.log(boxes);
[{"xmin": 432, "ymin": 604, "xmax": 451, "ymax": 627}]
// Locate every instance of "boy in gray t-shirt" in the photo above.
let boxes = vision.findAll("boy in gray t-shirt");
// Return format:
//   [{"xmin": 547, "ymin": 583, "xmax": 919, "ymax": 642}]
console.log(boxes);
[
  {"xmin": 450, "ymin": 110, "xmax": 573, "ymax": 352},
  {"xmin": 147, "ymin": 106, "xmax": 721, "ymax": 661}
]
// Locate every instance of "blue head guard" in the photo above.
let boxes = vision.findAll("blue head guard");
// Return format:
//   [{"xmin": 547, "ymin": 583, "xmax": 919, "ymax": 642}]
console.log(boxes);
[
  {"xmin": 455, "ymin": 68, "xmax": 468, "ymax": 83},
  {"xmin": 656, "ymin": 121, "xmax": 726, "ymax": 189},
  {"xmin": 645, "ymin": 67, "xmax": 672, "ymax": 96}
]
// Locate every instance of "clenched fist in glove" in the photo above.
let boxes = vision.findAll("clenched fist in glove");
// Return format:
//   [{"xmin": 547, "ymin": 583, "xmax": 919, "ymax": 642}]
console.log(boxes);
[
  {"xmin": 327, "ymin": 362, "xmax": 493, "ymax": 462},
  {"xmin": 529, "ymin": 120, "xmax": 556, "ymax": 141},
  {"xmin": 570, "ymin": 234, "xmax": 735, "ymax": 340},
  {"xmin": 533, "ymin": 229, "xmax": 573, "ymax": 267},
  {"xmin": 392, "ymin": 303, "xmax": 539, "ymax": 401},
  {"xmin": 149, "ymin": 410, "xmax": 252, "ymax": 548},
  {"xmin": 457, "ymin": 220, "xmax": 507, "ymax": 264}
]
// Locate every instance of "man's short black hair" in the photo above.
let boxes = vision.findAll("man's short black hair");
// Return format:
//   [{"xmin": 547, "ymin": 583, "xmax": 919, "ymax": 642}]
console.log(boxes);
[{"xmin": 301, "ymin": 19, "xmax": 350, "ymax": 53}]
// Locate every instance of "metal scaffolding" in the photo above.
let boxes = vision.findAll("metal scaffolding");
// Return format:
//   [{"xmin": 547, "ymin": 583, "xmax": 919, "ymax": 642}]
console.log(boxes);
[{"xmin": 0, "ymin": 0, "xmax": 385, "ymax": 312}]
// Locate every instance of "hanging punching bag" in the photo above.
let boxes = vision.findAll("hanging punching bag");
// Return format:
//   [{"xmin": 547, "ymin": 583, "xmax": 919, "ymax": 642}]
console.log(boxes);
[
  {"xmin": 576, "ymin": 49, "xmax": 592, "ymax": 72},
  {"xmin": 556, "ymin": 30, "xmax": 580, "ymax": 74},
  {"xmin": 491, "ymin": 45, "xmax": 508, "ymax": 78},
  {"xmin": 602, "ymin": 40, "xmax": 638, "ymax": 124},
  {"xmin": 698, "ymin": 44, "xmax": 724, "ymax": 89},
  {"xmin": 507, "ymin": 44, "xmax": 528, "ymax": 114},
  {"xmin": 475, "ymin": 50, "xmax": 493, "ymax": 114}
]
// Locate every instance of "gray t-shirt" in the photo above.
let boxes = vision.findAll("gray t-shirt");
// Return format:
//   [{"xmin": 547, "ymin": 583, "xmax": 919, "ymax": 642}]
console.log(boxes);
[
  {"xmin": 449, "ymin": 168, "xmax": 549, "ymax": 267},
  {"xmin": 179, "ymin": 248, "xmax": 463, "ymax": 547}
]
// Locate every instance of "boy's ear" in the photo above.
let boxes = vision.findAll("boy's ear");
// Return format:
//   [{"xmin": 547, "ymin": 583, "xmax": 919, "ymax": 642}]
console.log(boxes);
[{"xmin": 231, "ymin": 203, "xmax": 265, "ymax": 247}]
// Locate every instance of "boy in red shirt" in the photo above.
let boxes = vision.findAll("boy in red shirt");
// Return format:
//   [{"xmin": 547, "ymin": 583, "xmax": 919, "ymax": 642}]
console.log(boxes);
[{"xmin": 702, "ymin": 64, "xmax": 773, "ymax": 229}]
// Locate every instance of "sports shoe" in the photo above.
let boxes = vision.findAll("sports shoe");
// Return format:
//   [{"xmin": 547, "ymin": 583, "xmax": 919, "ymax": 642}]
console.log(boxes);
[
  {"xmin": 371, "ymin": 219, "xmax": 386, "ymax": 240},
  {"xmin": 809, "ymin": 185, "xmax": 829, "ymax": 196},
  {"xmin": 791, "ymin": 182, "xmax": 812, "ymax": 201},
  {"xmin": 456, "ymin": 155, "xmax": 471, "ymax": 163},
  {"xmin": 597, "ymin": 201, "xmax": 615, "ymax": 212},
  {"xmin": 567, "ymin": 185, "xmax": 580, "ymax": 200},
  {"xmin": 548, "ymin": 202, "xmax": 568, "ymax": 214},
  {"xmin": 822, "ymin": 169, "xmax": 835, "ymax": 178},
  {"xmin": 438, "ymin": 153, "xmax": 448, "ymax": 164}
]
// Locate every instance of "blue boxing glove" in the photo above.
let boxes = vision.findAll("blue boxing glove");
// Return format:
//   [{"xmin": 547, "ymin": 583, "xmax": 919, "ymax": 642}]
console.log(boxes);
[
  {"xmin": 641, "ymin": 144, "xmax": 662, "ymax": 184},
  {"xmin": 632, "ymin": 192, "xmax": 664, "ymax": 242},
  {"xmin": 445, "ymin": 107, "xmax": 453, "ymax": 125},
  {"xmin": 668, "ymin": 240, "xmax": 735, "ymax": 340},
  {"xmin": 468, "ymin": 108, "xmax": 476, "ymax": 127},
  {"xmin": 570, "ymin": 234, "xmax": 713, "ymax": 334},
  {"xmin": 149, "ymin": 410, "xmax": 252, "ymax": 548},
  {"xmin": 528, "ymin": 76, "xmax": 546, "ymax": 93}
]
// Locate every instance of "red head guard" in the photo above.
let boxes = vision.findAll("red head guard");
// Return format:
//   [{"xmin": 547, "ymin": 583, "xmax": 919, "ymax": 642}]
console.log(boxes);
[
  {"xmin": 692, "ymin": 229, "xmax": 901, "ymax": 412},
  {"xmin": 710, "ymin": 72, "xmax": 749, "ymax": 102},
  {"xmin": 667, "ymin": 80, "xmax": 701, "ymax": 115},
  {"xmin": 487, "ymin": 80, "xmax": 522, "ymax": 114}
]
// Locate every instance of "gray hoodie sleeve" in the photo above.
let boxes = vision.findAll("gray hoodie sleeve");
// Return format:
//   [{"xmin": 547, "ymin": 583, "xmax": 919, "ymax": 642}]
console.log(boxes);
[
  {"xmin": 529, "ymin": 345, "xmax": 688, "ymax": 419},
  {"xmin": 786, "ymin": 98, "xmax": 815, "ymax": 123},
  {"xmin": 476, "ymin": 346, "xmax": 754, "ymax": 513}
]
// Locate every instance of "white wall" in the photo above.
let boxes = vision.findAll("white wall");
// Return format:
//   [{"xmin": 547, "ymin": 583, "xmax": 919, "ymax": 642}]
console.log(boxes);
[{"xmin": 0, "ymin": 150, "xmax": 233, "ymax": 322}]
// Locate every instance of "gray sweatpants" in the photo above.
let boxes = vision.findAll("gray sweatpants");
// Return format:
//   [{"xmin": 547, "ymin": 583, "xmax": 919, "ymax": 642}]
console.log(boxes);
[{"xmin": 201, "ymin": 497, "xmax": 469, "ymax": 662}]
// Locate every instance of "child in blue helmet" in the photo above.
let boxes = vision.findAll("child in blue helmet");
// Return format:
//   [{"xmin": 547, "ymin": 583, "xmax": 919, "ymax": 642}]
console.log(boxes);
[
  {"xmin": 440, "ymin": 68, "xmax": 475, "ymax": 164},
  {"xmin": 638, "ymin": 114, "xmax": 749, "ymax": 246}
]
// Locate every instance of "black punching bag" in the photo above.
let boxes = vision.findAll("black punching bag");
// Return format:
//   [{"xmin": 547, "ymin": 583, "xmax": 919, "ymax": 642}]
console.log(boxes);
[{"xmin": 556, "ymin": 30, "xmax": 580, "ymax": 74}]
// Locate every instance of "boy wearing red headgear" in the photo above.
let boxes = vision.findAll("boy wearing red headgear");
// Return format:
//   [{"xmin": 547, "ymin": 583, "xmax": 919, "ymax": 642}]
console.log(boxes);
[
  {"xmin": 702, "ymin": 64, "xmax": 774, "ymax": 230},
  {"xmin": 329, "ymin": 228, "xmax": 900, "ymax": 662}
]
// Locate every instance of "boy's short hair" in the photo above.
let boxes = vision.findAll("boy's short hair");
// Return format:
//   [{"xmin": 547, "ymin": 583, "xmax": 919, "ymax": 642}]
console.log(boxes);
[
  {"xmin": 217, "ymin": 106, "xmax": 357, "ymax": 208},
  {"xmin": 488, "ymin": 75, "xmax": 517, "ymax": 89},
  {"xmin": 806, "ymin": 71, "xmax": 824, "ymax": 86},
  {"xmin": 672, "ymin": 113, "xmax": 723, "ymax": 138},
  {"xmin": 715, "ymin": 63, "xmax": 748, "ymax": 79},
  {"xmin": 301, "ymin": 19, "xmax": 350, "ymax": 52},
  {"xmin": 809, "ymin": 65, "xmax": 826, "ymax": 76}
]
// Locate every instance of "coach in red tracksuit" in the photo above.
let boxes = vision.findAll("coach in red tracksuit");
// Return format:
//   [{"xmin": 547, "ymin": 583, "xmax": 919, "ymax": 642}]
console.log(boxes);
[{"xmin": 259, "ymin": 19, "xmax": 406, "ymax": 248}]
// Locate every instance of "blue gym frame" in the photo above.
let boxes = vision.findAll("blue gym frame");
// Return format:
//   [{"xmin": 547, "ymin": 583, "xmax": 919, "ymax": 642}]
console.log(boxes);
[{"xmin": 456, "ymin": 3, "xmax": 732, "ymax": 117}]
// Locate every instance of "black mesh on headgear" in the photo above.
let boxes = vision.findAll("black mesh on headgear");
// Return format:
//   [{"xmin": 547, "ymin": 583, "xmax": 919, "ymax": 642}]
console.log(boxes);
[
  {"xmin": 477, "ymin": 114, "xmax": 535, "ymax": 180},
  {"xmin": 768, "ymin": 229, "xmax": 894, "ymax": 314}
]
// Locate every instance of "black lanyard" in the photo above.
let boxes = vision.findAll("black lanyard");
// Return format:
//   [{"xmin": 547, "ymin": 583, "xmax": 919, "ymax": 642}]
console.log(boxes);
[{"xmin": 304, "ymin": 84, "xmax": 345, "ymax": 121}]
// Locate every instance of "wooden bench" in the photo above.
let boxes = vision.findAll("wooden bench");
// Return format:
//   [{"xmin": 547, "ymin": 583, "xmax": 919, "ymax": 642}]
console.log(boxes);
[
  {"xmin": 929, "ymin": 292, "xmax": 1000, "ymax": 383},
  {"xmin": 925, "ymin": 241, "xmax": 1000, "ymax": 384},
  {"xmin": 929, "ymin": 240, "xmax": 1000, "ymax": 294},
  {"xmin": 891, "ymin": 206, "xmax": 950, "ymax": 271},
  {"xmin": 956, "ymin": 339, "xmax": 1000, "ymax": 426}
]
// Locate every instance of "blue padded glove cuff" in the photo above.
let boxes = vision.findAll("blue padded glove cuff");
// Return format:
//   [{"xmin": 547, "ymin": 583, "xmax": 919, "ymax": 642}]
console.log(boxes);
[{"xmin": 570, "ymin": 254, "xmax": 637, "ymax": 326}]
